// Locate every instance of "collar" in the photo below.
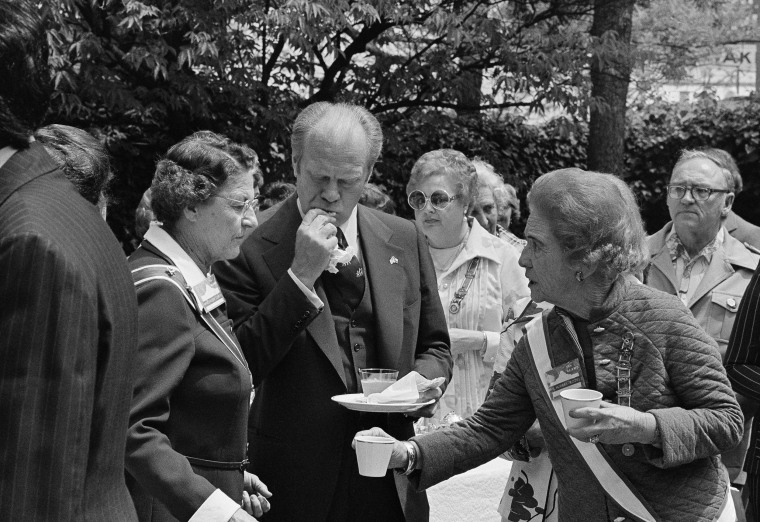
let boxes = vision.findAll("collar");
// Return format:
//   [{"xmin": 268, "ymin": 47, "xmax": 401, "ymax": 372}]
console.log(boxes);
[
  {"xmin": 296, "ymin": 198, "xmax": 359, "ymax": 249},
  {"xmin": 434, "ymin": 218, "xmax": 508, "ymax": 279},
  {"xmin": 555, "ymin": 273, "xmax": 636, "ymax": 324},
  {"xmin": 143, "ymin": 223, "xmax": 208, "ymax": 287},
  {"xmin": 463, "ymin": 218, "xmax": 510, "ymax": 264},
  {"xmin": 666, "ymin": 226, "xmax": 725, "ymax": 267},
  {"xmin": 0, "ymin": 146, "xmax": 18, "ymax": 170}
]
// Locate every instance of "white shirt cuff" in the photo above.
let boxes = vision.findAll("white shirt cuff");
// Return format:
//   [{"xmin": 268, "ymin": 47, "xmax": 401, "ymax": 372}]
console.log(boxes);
[
  {"xmin": 482, "ymin": 331, "xmax": 501, "ymax": 363},
  {"xmin": 287, "ymin": 268, "xmax": 324, "ymax": 309},
  {"xmin": 188, "ymin": 489, "xmax": 240, "ymax": 522}
]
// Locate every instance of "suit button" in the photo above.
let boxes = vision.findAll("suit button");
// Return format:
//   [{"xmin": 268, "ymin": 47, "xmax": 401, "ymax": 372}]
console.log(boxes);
[
  {"xmin": 622, "ymin": 443, "xmax": 635, "ymax": 457},
  {"xmin": 304, "ymin": 311, "xmax": 311, "ymax": 318},
  {"xmin": 350, "ymin": 319, "xmax": 357, "ymax": 328},
  {"xmin": 353, "ymin": 343, "xmax": 361, "ymax": 352}
]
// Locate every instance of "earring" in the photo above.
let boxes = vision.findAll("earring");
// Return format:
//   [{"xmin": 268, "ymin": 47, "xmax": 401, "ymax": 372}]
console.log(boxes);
[{"xmin": 575, "ymin": 271, "xmax": 584, "ymax": 282}]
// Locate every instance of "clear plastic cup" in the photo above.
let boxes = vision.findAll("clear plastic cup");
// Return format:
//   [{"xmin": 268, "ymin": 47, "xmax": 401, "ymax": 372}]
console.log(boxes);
[{"xmin": 359, "ymin": 368, "xmax": 398, "ymax": 397}]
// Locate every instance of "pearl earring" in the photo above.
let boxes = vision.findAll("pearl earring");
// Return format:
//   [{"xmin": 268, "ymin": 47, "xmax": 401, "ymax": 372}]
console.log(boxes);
[{"xmin": 575, "ymin": 271, "xmax": 584, "ymax": 282}]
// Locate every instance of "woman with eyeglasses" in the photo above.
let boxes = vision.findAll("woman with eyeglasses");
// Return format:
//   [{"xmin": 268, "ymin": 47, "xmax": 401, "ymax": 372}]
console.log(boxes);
[
  {"xmin": 126, "ymin": 131, "xmax": 272, "ymax": 522},
  {"xmin": 406, "ymin": 149, "xmax": 529, "ymax": 424}
]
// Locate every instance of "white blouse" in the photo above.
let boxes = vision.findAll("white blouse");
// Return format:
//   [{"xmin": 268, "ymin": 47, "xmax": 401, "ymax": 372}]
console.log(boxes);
[{"xmin": 429, "ymin": 219, "xmax": 529, "ymax": 422}]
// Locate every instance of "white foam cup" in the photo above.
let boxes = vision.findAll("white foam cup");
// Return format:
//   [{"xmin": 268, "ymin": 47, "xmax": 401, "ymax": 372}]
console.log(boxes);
[
  {"xmin": 354, "ymin": 435, "xmax": 395, "ymax": 477},
  {"xmin": 559, "ymin": 388, "xmax": 603, "ymax": 429}
]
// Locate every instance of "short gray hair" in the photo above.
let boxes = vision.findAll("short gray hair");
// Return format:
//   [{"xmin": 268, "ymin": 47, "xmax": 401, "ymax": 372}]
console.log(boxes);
[
  {"xmin": 406, "ymin": 149, "xmax": 478, "ymax": 210},
  {"xmin": 528, "ymin": 168, "xmax": 648, "ymax": 277},
  {"xmin": 673, "ymin": 149, "xmax": 735, "ymax": 193},
  {"xmin": 291, "ymin": 102, "xmax": 383, "ymax": 175},
  {"xmin": 494, "ymin": 183, "xmax": 520, "ymax": 221},
  {"xmin": 471, "ymin": 159, "xmax": 503, "ymax": 191},
  {"xmin": 700, "ymin": 148, "xmax": 742, "ymax": 194}
]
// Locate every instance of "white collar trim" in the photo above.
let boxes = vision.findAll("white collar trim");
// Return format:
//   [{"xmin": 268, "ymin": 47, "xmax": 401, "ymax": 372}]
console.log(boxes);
[{"xmin": 143, "ymin": 223, "xmax": 208, "ymax": 287}]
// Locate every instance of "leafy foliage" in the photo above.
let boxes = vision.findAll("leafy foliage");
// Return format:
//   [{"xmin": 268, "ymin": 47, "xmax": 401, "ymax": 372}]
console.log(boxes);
[{"xmin": 40, "ymin": 0, "xmax": 760, "ymax": 250}]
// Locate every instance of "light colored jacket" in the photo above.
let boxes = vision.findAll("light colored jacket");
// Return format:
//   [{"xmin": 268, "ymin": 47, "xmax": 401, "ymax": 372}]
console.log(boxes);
[
  {"xmin": 645, "ymin": 221, "xmax": 759, "ymax": 356},
  {"xmin": 645, "ymin": 221, "xmax": 758, "ymax": 481}
]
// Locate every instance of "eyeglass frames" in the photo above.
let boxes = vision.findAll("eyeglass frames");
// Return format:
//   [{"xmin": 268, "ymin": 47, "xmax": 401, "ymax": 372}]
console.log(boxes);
[
  {"xmin": 666, "ymin": 184, "xmax": 731, "ymax": 202},
  {"xmin": 407, "ymin": 189, "xmax": 461, "ymax": 211},
  {"xmin": 212, "ymin": 195, "xmax": 260, "ymax": 215}
]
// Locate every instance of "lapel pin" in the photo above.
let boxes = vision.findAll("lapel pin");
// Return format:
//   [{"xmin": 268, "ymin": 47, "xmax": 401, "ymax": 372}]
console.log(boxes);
[{"xmin": 389, "ymin": 256, "xmax": 398, "ymax": 265}]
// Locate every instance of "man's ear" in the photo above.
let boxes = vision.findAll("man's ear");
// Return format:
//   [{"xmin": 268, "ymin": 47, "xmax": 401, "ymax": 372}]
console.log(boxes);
[
  {"xmin": 723, "ymin": 192, "xmax": 735, "ymax": 216},
  {"xmin": 292, "ymin": 157, "xmax": 300, "ymax": 179}
]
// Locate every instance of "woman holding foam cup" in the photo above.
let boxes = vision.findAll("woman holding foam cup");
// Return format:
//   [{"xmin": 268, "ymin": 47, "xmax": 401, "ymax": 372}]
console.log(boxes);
[{"xmin": 356, "ymin": 169, "xmax": 743, "ymax": 521}]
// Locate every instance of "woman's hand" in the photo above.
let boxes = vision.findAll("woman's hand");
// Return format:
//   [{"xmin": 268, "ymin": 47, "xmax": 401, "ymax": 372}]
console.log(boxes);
[
  {"xmin": 567, "ymin": 402, "xmax": 658, "ymax": 445},
  {"xmin": 352, "ymin": 428, "xmax": 409, "ymax": 469},
  {"xmin": 241, "ymin": 472, "xmax": 272, "ymax": 518}
]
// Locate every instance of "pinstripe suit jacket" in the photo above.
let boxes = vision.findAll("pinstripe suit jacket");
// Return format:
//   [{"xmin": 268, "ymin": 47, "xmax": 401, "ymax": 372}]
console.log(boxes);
[
  {"xmin": 725, "ymin": 266, "xmax": 760, "ymax": 476},
  {"xmin": 0, "ymin": 143, "xmax": 139, "ymax": 521}
]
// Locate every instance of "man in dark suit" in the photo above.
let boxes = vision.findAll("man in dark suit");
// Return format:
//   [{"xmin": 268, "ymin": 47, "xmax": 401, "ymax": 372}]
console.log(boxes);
[
  {"xmin": 0, "ymin": 3, "xmax": 139, "ymax": 520},
  {"xmin": 215, "ymin": 102, "xmax": 453, "ymax": 522}
]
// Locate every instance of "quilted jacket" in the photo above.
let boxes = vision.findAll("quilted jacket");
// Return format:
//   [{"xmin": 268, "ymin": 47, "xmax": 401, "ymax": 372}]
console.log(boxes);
[{"xmin": 412, "ymin": 275, "xmax": 744, "ymax": 521}]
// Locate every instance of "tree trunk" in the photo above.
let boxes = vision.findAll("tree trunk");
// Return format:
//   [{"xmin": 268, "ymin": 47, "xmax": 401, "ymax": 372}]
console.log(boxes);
[{"xmin": 587, "ymin": 0, "xmax": 636, "ymax": 176}]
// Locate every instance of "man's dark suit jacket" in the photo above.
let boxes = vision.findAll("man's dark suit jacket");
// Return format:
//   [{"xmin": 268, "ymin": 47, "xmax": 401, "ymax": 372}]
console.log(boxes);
[
  {"xmin": 0, "ymin": 143, "xmax": 139, "ymax": 521},
  {"xmin": 726, "ymin": 210, "xmax": 760, "ymax": 250},
  {"xmin": 214, "ymin": 195, "xmax": 452, "ymax": 522}
]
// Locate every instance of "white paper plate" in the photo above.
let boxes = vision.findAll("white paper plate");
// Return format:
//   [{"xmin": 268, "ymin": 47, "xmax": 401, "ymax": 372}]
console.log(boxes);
[{"xmin": 331, "ymin": 393, "xmax": 434, "ymax": 413}]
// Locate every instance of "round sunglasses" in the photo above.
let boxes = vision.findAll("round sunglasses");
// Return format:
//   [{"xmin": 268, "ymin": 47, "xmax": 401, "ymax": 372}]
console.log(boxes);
[{"xmin": 407, "ymin": 189, "xmax": 461, "ymax": 211}]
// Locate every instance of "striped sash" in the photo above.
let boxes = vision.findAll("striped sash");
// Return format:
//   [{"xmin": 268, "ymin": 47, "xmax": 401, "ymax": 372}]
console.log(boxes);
[{"xmin": 523, "ymin": 313, "xmax": 735, "ymax": 522}]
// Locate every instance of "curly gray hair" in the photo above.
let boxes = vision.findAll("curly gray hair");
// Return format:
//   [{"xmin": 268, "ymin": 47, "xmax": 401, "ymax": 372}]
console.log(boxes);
[
  {"xmin": 151, "ymin": 131, "xmax": 262, "ymax": 227},
  {"xmin": 406, "ymin": 149, "xmax": 478, "ymax": 211}
]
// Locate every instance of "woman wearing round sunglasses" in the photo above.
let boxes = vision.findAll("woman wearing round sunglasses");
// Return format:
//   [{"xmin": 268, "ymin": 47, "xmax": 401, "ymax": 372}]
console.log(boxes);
[{"xmin": 406, "ymin": 149, "xmax": 529, "ymax": 425}]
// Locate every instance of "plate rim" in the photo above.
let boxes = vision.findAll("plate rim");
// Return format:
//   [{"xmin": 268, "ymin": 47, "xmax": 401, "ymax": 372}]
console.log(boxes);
[{"xmin": 331, "ymin": 393, "xmax": 434, "ymax": 411}]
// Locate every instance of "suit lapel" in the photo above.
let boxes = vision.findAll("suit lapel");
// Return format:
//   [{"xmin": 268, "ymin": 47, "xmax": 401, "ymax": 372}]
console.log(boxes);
[
  {"xmin": 358, "ymin": 207, "xmax": 406, "ymax": 369},
  {"xmin": 0, "ymin": 143, "xmax": 59, "ymax": 207},
  {"xmin": 261, "ymin": 196, "xmax": 346, "ymax": 388}
]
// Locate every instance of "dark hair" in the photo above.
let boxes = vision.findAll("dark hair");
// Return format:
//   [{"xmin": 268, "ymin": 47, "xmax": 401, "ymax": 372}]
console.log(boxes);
[
  {"xmin": 0, "ymin": 1, "xmax": 51, "ymax": 149},
  {"xmin": 34, "ymin": 125, "xmax": 110, "ymax": 205},
  {"xmin": 359, "ymin": 182, "xmax": 396, "ymax": 214},
  {"xmin": 259, "ymin": 181, "xmax": 296, "ymax": 211},
  {"xmin": 150, "ymin": 131, "xmax": 262, "ymax": 227}
]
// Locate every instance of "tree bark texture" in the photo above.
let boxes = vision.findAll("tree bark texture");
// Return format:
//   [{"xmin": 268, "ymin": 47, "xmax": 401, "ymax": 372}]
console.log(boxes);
[{"xmin": 587, "ymin": 0, "xmax": 635, "ymax": 176}]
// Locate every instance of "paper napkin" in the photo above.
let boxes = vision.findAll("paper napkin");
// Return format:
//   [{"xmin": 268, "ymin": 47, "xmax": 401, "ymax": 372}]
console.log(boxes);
[{"xmin": 367, "ymin": 371, "xmax": 445, "ymax": 404}]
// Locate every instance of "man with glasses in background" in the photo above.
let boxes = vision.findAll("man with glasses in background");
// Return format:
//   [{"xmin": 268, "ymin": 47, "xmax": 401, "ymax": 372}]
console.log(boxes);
[
  {"xmin": 644, "ymin": 148, "xmax": 759, "ymax": 507},
  {"xmin": 214, "ymin": 102, "xmax": 452, "ymax": 522}
]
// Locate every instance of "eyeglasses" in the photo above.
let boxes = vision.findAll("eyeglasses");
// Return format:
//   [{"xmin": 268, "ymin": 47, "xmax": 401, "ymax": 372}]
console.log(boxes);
[
  {"xmin": 213, "ymin": 195, "xmax": 260, "ymax": 215},
  {"xmin": 407, "ymin": 189, "xmax": 461, "ymax": 211},
  {"xmin": 666, "ymin": 184, "xmax": 731, "ymax": 202}
]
